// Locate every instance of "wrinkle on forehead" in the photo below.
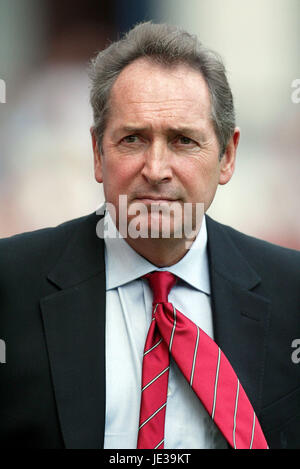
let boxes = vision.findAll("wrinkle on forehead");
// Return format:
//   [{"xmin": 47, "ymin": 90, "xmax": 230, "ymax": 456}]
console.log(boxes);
[
  {"xmin": 122, "ymin": 102, "xmax": 198, "ymax": 118},
  {"xmin": 125, "ymin": 98, "xmax": 192, "ymax": 104}
]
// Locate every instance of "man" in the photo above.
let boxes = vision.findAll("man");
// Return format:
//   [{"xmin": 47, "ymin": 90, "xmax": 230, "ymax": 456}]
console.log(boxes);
[{"xmin": 0, "ymin": 22, "xmax": 299, "ymax": 449}]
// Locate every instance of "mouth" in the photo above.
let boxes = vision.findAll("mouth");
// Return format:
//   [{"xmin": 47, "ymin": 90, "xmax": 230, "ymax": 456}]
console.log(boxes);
[{"xmin": 133, "ymin": 196, "xmax": 180, "ymax": 204}]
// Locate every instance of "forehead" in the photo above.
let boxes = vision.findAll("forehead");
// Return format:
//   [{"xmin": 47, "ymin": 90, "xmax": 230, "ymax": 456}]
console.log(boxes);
[{"xmin": 108, "ymin": 58, "xmax": 212, "ymax": 123}]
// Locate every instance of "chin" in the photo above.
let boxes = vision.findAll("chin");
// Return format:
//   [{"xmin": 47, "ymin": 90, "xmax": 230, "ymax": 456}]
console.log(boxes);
[{"xmin": 146, "ymin": 213, "xmax": 185, "ymax": 240}]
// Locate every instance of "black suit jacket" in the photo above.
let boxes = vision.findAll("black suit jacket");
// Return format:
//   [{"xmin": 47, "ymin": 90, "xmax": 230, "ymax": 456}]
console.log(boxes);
[{"xmin": 0, "ymin": 211, "xmax": 299, "ymax": 449}]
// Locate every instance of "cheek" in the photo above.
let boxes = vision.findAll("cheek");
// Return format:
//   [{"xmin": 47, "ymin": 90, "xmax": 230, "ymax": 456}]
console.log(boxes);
[
  {"xmin": 177, "ymin": 158, "xmax": 220, "ymax": 199},
  {"xmin": 103, "ymin": 157, "xmax": 140, "ymax": 193}
]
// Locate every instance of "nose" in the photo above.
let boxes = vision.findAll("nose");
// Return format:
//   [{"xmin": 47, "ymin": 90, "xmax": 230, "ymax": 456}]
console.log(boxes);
[{"xmin": 141, "ymin": 141, "xmax": 173, "ymax": 185}]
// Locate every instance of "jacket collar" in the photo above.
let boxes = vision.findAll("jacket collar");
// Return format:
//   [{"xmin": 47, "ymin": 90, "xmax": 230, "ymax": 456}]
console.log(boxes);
[{"xmin": 47, "ymin": 211, "xmax": 105, "ymax": 289}]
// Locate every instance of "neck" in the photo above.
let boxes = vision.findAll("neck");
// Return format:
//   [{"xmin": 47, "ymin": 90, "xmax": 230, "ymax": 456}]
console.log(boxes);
[{"xmin": 124, "ymin": 235, "xmax": 198, "ymax": 267}]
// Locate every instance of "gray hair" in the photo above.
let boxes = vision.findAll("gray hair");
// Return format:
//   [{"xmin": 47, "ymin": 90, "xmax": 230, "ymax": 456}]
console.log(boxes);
[{"xmin": 88, "ymin": 21, "xmax": 236, "ymax": 159}]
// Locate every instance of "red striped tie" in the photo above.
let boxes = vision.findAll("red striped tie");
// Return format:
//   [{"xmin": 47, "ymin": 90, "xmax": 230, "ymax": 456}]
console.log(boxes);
[{"xmin": 137, "ymin": 271, "xmax": 268, "ymax": 449}]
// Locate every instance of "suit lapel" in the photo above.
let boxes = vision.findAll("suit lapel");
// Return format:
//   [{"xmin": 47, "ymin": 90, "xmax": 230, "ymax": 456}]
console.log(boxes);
[
  {"xmin": 40, "ymin": 212, "xmax": 107, "ymax": 449},
  {"xmin": 206, "ymin": 216, "xmax": 271, "ymax": 416}
]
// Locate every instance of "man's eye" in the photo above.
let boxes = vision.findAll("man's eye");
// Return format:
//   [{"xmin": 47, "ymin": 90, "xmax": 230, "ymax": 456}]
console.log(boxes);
[
  {"xmin": 122, "ymin": 135, "xmax": 139, "ymax": 143},
  {"xmin": 176, "ymin": 136, "xmax": 195, "ymax": 145}
]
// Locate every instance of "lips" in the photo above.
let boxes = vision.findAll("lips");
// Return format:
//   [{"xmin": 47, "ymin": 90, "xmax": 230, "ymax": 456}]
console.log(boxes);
[{"xmin": 134, "ymin": 196, "xmax": 179, "ymax": 202}]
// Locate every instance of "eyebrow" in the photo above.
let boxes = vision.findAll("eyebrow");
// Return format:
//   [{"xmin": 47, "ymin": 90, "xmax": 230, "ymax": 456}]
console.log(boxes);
[{"xmin": 113, "ymin": 125, "xmax": 207, "ymax": 141}]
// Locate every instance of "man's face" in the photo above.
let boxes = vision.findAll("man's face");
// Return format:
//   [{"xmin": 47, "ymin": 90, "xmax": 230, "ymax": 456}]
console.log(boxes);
[{"xmin": 91, "ymin": 58, "xmax": 239, "ymax": 238}]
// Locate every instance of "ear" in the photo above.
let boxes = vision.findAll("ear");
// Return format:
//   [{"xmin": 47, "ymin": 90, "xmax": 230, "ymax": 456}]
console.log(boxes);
[
  {"xmin": 218, "ymin": 127, "xmax": 240, "ymax": 185},
  {"xmin": 90, "ymin": 126, "xmax": 103, "ymax": 183}
]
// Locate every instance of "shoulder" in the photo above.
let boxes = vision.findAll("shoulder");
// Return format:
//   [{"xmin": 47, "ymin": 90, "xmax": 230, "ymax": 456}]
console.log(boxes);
[
  {"xmin": 0, "ymin": 212, "xmax": 96, "ymax": 276},
  {"xmin": 206, "ymin": 215, "xmax": 300, "ymax": 277}
]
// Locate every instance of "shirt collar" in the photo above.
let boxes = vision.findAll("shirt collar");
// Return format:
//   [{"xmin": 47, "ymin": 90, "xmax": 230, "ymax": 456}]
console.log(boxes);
[{"xmin": 104, "ymin": 210, "xmax": 211, "ymax": 294}]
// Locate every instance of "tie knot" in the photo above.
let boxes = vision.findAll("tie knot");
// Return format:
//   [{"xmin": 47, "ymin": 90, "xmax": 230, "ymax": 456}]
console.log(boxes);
[{"xmin": 143, "ymin": 271, "xmax": 177, "ymax": 303}]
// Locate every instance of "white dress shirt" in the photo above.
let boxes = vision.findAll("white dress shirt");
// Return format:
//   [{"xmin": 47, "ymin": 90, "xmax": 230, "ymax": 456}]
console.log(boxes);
[{"xmin": 103, "ymin": 211, "xmax": 227, "ymax": 449}]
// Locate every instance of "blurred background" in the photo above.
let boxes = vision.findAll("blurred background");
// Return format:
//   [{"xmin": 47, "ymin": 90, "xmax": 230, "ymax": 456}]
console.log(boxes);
[{"xmin": 0, "ymin": 0, "xmax": 299, "ymax": 249}]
